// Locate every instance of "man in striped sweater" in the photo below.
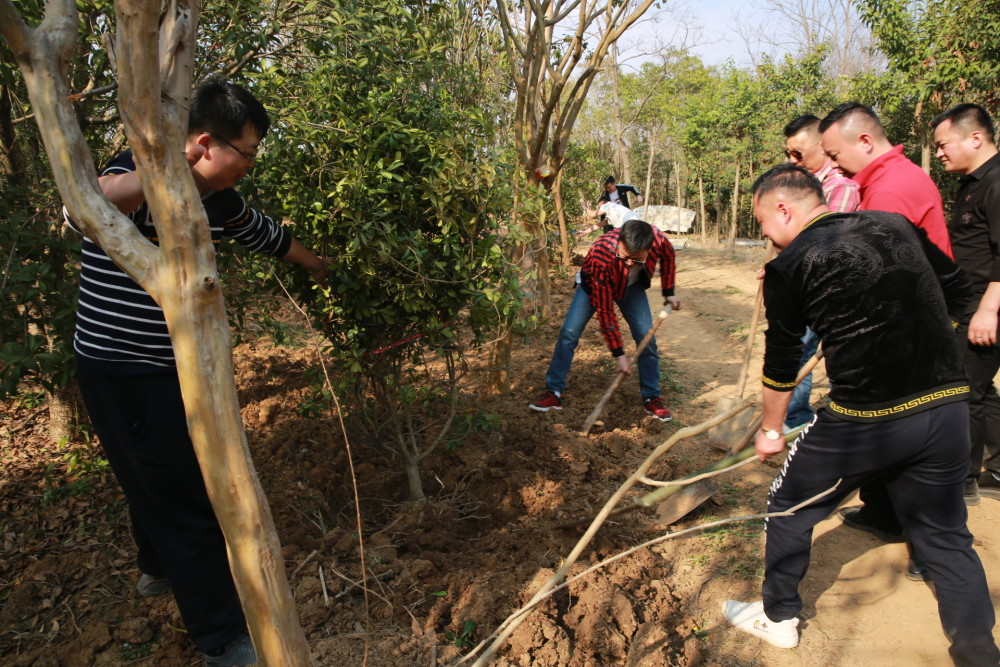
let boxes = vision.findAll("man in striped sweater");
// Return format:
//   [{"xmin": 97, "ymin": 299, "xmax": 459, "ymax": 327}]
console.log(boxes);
[
  {"xmin": 66, "ymin": 78, "xmax": 326, "ymax": 666},
  {"xmin": 529, "ymin": 219, "xmax": 681, "ymax": 420}
]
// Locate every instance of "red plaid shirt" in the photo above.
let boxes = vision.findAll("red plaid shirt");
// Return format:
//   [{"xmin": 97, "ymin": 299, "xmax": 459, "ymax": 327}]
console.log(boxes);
[{"xmin": 580, "ymin": 227, "xmax": 676, "ymax": 356}]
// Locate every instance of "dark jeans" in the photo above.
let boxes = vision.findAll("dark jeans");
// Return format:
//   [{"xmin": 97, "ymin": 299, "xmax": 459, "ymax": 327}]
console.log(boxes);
[
  {"xmin": 957, "ymin": 324, "xmax": 1000, "ymax": 477},
  {"xmin": 763, "ymin": 402, "xmax": 999, "ymax": 665},
  {"xmin": 784, "ymin": 327, "xmax": 820, "ymax": 430},
  {"xmin": 76, "ymin": 367, "xmax": 246, "ymax": 653},
  {"xmin": 545, "ymin": 283, "xmax": 660, "ymax": 400}
]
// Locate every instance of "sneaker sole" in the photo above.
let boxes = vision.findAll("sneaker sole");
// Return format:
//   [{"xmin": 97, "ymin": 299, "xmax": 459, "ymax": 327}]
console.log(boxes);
[
  {"xmin": 643, "ymin": 410, "xmax": 672, "ymax": 422},
  {"xmin": 529, "ymin": 404, "xmax": 561, "ymax": 412},
  {"xmin": 966, "ymin": 493, "xmax": 981, "ymax": 506},
  {"xmin": 978, "ymin": 488, "xmax": 1000, "ymax": 501},
  {"xmin": 837, "ymin": 507, "xmax": 905, "ymax": 543}
]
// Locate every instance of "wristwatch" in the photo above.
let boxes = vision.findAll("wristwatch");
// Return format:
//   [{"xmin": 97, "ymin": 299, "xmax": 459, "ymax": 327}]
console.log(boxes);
[{"xmin": 760, "ymin": 428, "xmax": 782, "ymax": 441}]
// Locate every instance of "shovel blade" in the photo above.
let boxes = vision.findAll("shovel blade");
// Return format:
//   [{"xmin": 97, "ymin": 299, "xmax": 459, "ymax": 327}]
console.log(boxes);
[
  {"xmin": 707, "ymin": 398, "xmax": 756, "ymax": 450},
  {"xmin": 654, "ymin": 479, "xmax": 721, "ymax": 526}
]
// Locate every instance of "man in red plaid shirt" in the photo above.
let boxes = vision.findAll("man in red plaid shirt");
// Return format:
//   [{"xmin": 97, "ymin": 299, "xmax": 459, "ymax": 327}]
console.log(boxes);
[{"xmin": 530, "ymin": 219, "xmax": 681, "ymax": 420}]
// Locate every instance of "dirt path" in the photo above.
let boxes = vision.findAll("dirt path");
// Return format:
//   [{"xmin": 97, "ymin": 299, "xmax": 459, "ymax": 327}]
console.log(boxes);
[{"xmin": 2, "ymin": 242, "xmax": 998, "ymax": 666}]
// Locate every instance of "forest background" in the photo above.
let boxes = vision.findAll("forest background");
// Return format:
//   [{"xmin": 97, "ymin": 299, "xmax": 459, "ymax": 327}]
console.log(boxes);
[{"xmin": 2, "ymin": 0, "xmax": 1000, "ymax": 496}]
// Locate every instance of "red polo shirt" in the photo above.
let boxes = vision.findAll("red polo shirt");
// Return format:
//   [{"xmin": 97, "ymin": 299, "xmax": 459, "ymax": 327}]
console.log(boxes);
[{"xmin": 854, "ymin": 145, "xmax": 953, "ymax": 258}]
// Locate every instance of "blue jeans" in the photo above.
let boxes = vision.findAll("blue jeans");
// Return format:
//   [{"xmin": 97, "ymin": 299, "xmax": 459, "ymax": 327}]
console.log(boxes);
[
  {"xmin": 545, "ymin": 283, "xmax": 660, "ymax": 400},
  {"xmin": 784, "ymin": 327, "xmax": 820, "ymax": 429}
]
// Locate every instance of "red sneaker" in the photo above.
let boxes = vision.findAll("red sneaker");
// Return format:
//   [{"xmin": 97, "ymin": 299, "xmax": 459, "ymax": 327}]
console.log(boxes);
[
  {"xmin": 643, "ymin": 397, "xmax": 673, "ymax": 422},
  {"xmin": 529, "ymin": 390, "xmax": 562, "ymax": 412}
]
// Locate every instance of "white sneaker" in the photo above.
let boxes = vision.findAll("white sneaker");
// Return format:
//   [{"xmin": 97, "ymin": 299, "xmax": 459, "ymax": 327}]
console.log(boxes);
[{"xmin": 722, "ymin": 599, "xmax": 800, "ymax": 648}]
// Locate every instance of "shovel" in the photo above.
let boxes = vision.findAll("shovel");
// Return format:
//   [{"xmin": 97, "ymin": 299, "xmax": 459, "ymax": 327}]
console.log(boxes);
[
  {"xmin": 562, "ymin": 349, "xmax": 822, "ymax": 529},
  {"xmin": 580, "ymin": 305, "xmax": 672, "ymax": 435},
  {"xmin": 654, "ymin": 348, "xmax": 822, "ymax": 526},
  {"xmin": 707, "ymin": 241, "xmax": 774, "ymax": 450}
]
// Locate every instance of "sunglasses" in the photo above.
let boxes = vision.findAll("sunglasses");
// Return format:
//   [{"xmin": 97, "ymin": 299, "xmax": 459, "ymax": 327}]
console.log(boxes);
[{"xmin": 783, "ymin": 139, "xmax": 820, "ymax": 162}]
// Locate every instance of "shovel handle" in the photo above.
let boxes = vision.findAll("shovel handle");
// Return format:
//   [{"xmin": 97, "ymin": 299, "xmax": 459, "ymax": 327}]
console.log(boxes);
[
  {"xmin": 735, "ymin": 241, "xmax": 774, "ymax": 398},
  {"xmin": 580, "ymin": 306, "xmax": 672, "ymax": 435}
]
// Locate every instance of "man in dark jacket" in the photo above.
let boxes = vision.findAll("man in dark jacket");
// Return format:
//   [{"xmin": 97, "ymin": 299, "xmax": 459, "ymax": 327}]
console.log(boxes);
[{"xmin": 722, "ymin": 163, "xmax": 998, "ymax": 666}]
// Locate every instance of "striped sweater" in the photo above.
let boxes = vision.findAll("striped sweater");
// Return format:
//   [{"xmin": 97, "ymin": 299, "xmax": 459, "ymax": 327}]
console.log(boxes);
[
  {"xmin": 67, "ymin": 150, "xmax": 292, "ymax": 373},
  {"xmin": 580, "ymin": 227, "xmax": 676, "ymax": 356}
]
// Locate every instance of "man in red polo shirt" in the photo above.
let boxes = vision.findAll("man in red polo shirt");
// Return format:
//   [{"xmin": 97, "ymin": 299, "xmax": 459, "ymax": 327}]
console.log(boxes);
[
  {"xmin": 819, "ymin": 102, "xmax": 955, "ymax": 580},
  {"xmin": 820, "ymin": 101, "xmax": 952, "ymax": 257}
]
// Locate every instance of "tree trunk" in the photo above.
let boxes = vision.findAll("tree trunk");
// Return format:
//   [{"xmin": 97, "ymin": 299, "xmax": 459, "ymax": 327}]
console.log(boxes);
[
  {"xmin": 491, "ymin": 327, "xmax": 513, "ymax": 394},
  {"xmin": 699, "ymin": 174, "xmax": 707, "ymax": 241},
  {"xmin": 609, "ymin": 47, "xmax": 633, "ymax": 184},
  {"xmin": 915, "ymin": 98, "xmax": 932, "ymax": 174},
  {"xmin": 46, "ymin": 383, "xmax": 81, "ymax": 445},
  {"xmin": 553, "ymin": 169, "xmax": 571, "ymax": 267},
  {"xmin": 402, "ymin": 455, "xmax": 426, "ymax": 502},
  {"xmin": 727, "ymin": 160, "xmax": 741, "ymax": 248},
  {"xmin": 642, "ymin": 126, "xmax": 657, "ymax": 218},
  {"xmin": 0, "ymin": 5, "xmax": 315, "ymax": 665}
]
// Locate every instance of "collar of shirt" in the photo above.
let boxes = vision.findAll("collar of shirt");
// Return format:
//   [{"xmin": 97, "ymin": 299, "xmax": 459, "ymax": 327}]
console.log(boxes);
[
  {"xmin": 962, "ymin": 150, "xmax": 1000, "ymax": 185},
  {"xmin": 852, "ymin": 144, "xmax": 906, "ymax": 189},
  {"xmin": 813, "ymin": 159, "xmax": 838, "ymax": 183}
]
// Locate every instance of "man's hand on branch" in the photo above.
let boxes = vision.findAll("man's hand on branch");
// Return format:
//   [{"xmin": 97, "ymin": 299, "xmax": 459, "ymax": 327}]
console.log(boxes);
[
  {"xmin": 665, "ymin": 296, "xmax": 681, "ymax": 311},
  {"xmin": 755, "ymin": 429, "xmax": 787, "ymax": 461}
]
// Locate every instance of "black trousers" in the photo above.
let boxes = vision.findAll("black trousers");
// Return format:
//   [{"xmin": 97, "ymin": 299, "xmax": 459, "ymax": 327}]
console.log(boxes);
[
  {"xmin": 858, "ymin": 327, "xmax": 1000, "ymax": 529},
  {"xmin": 76, "ymin": 367, "xmax": 246, "ymax": 653},
  {"xmin": 956, "ymin": 324, "xmax": 1000, "ymax": 476},
  {"xmin": 763, "ymin": 402, "xmax": 999, "ymax": 665}
]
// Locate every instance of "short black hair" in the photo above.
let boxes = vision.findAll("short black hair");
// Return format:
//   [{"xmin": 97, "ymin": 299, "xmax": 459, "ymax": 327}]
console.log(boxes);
[
  {"xmin": 188, "ymin": 76, "xmax": 270, "ymax": 141},
  {"xmin": 818, "ymin": 101, "xmax": 882, "ymax": 135},
  {"xmin": 751, "ymin": 163, "xmax": 825, "ymax": 204},
  {"xmin": 619, "ymin": 219, "xmax": 654, "ymax": 253},
  {"xmin": 783, "ymin": 114, "xmax": 820, "ymax": 138},
  {"xmin": 931, "ymin": 103, "xmax": 995, "ymax": 144},
  {"xmin": 604, "ymin": 175, "xmax": 617, "ymax": 186}
]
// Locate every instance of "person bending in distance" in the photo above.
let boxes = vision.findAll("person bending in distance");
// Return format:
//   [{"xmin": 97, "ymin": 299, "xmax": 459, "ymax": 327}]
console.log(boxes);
[{"xmin": 529, "ymin": 219, "xmax": 680, "ymax": 421}]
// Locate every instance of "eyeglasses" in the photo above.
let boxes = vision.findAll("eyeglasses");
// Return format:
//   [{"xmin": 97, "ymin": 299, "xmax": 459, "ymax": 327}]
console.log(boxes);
[
  {"xmin": 211, "ymin": 133, "xmax": 258, "ymax": 163},
  {"xmin": 783, "ymin": 139, "xmax": 820, "ymax": 162},
  {"xmin": 616, "ymin": 248, "xmax": 648, "ymax": 267}
]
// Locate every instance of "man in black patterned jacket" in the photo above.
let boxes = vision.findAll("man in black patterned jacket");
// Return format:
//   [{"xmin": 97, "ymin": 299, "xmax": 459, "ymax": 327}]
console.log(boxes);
[{"xmin": 721, "ymin": 163, "xmax": 998, "ymax": 665}]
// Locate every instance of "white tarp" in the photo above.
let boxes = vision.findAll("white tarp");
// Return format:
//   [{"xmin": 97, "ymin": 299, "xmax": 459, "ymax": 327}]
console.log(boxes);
[{"xmin": 636, "ymin": 205, "xmax": 696, "ymax": 234}]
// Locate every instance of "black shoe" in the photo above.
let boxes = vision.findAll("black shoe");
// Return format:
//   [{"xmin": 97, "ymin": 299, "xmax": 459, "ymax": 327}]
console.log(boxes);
[
  {"xmin": 136, "ymin": 572, "xmax": 171, "ymax": 597},
  {"xmin": 906, "ymin": 559, "xmax": 929, "ymax": 582},
  {"xmin": 978, "ymin": 471, "xmax": 1000, "ymax": 501},
  {"xmin": 836, "ymin": 507, "xmax": 905, "ymax": 543},
  {"xmin": 205, "ymin": 633, "xmax": 256, "ymax": 666},
  {"xmin": 965, "ymin": 478, "xmax": 981, "ymax": 506}
]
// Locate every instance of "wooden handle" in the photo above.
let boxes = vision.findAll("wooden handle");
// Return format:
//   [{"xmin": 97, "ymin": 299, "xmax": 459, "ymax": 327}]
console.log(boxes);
[
  {"xmin": 734, "ymin": 240, "xmax": 775, "ymax": 399},
  {"xmin": 580, "ymin": 306, "xmax": 671, "ymax": 435}
]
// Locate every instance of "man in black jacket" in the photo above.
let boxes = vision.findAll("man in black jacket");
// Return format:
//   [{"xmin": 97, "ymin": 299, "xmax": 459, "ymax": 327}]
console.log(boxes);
[
  {"xmin": 932, "ymin": 103, "xmax": 1000, "ymax": 504},
  {"xmin": 721, "ymin": 163, "xmax": 998, "ymax": 665}
]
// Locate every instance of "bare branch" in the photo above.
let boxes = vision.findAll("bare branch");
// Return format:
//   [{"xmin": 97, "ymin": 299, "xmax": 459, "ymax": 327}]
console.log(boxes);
[{"xmin": 0, "ymin": 0, "xmax": 32, "ymax": 54}]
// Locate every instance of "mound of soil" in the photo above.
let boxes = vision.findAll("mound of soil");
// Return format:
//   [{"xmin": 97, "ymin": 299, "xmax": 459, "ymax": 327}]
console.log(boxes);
[{"xmin": 3, "ymin": 243, "xmax": 999, "ymax": 666}]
